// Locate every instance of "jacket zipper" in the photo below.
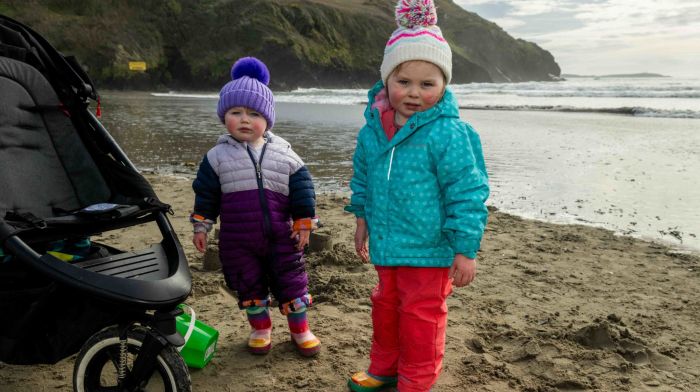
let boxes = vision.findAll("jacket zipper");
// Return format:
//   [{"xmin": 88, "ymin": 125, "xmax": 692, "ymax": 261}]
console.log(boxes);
[
  {"xmin": 246, "ymin": 143, "xmax": 272, "ymax": 237},
  {"xmin": 387, "ymin": 147, "xmax": 395, "ymax": 180}
]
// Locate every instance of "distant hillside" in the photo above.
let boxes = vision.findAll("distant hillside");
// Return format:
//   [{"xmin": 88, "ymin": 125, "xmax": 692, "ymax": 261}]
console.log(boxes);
[{"xmin": 1, "ymin": 0, "xmax": 561, "ymax": 89}]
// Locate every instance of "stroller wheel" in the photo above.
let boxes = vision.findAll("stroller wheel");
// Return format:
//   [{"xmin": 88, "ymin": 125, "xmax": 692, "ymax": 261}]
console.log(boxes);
[{"xmin": 73, "ymin": 325, "xmax": 191, "ymax": 392}]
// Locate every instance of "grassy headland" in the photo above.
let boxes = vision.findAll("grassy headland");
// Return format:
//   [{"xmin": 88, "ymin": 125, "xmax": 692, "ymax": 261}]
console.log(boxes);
[{"xmin": 2, "ymin": 0, "xmax": 561, "ymax": 90}]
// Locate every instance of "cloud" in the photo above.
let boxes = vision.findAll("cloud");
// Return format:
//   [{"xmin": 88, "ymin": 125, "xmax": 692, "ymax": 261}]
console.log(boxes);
[
  {"xmin": 486, "ymin": 16, "xmax": 525, "ymax": 30},
  {"xmin": 455, "ymin": 0, "xmax": 700, "ymax": 77}
]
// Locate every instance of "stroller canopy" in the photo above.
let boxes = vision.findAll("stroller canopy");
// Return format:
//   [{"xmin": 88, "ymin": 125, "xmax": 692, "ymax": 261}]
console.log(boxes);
[
  {"xmin": 0, "ymin": 55, "xmax": 112, "ymax": 217},
  {"xmin": 0, "ymin": 14, "xmax": 156, "ymax": 223}
]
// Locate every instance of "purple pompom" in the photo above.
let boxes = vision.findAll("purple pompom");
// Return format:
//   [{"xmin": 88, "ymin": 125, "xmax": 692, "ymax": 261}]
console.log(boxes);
[{"xmin": 231, "ymin": 57, "xmax": 270, "ymax": 85}]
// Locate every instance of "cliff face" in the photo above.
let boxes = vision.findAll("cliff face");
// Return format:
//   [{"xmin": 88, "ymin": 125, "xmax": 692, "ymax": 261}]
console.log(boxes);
[{"xmin": 2, "ymin": 0, "xmax": 560, "ymax": 89}]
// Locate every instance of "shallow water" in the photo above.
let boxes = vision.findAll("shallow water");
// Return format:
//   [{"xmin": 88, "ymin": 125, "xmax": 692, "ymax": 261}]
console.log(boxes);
[
  {"xmin": 99, "ymin": 92, "xmax": 700, "ymax": 251},
  {"xmin": 469, "ymin": 109, "xmax": 700, "ymax": 252},
  {"xmin": 99, "ymin": 93, "xmax": 362, "ymax": 191}
]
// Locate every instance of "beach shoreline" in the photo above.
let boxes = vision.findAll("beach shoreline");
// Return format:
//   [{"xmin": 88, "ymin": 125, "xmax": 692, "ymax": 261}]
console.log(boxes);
[
  {"xmin": 98, "ymin": 91, "xmax": 700, "ymax": 252},
  {"xmin": 1, "ymin": 173, "xmax": 698, "ymax": 391}
]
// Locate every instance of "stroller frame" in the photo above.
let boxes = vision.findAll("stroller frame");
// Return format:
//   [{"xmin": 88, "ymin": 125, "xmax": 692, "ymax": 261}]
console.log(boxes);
[{"xmin": 0, "ymin": 14, "xmax": 192, "ymax": 391}]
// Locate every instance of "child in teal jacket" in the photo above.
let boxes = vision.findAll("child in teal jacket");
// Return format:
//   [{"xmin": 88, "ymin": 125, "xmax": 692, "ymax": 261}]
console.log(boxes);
[{"xmin": 345, "ymin": 1, "xmax": 489, "ymax": 391}]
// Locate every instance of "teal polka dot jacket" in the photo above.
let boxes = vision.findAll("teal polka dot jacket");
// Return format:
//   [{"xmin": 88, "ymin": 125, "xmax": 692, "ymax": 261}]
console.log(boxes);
[{"xmin": 345, "ymin": 81, "xmax": 490, "ymax": 267}]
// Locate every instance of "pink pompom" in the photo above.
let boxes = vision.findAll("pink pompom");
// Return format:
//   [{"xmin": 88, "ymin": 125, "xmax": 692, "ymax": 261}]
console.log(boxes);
[{"xmin": 395, "ymin": 0, "xmax": 438, "ymax": 28}]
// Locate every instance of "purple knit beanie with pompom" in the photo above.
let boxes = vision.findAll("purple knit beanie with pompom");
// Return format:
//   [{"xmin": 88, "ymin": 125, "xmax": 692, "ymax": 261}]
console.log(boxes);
[{"xmin": 217, "ymin": 57, "xmax": 275, "ymax": 129}]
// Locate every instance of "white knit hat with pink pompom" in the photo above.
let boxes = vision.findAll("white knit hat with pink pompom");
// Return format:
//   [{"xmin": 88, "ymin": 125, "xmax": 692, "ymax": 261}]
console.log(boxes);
[{"xmin": 380, "ymin": 0, "xmax": 452, "ymax": 84}]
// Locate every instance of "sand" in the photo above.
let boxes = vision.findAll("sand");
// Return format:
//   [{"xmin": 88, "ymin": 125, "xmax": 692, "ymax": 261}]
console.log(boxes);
[{"xmin": 1, "ymin": 174, "xmax": 698, "ymax": 391}]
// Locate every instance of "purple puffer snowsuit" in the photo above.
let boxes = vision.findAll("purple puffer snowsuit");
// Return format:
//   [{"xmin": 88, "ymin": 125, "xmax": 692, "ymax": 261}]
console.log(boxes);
[{"xmin": 192, "ymin": 132, "xmax": 315, "ymax": 310}]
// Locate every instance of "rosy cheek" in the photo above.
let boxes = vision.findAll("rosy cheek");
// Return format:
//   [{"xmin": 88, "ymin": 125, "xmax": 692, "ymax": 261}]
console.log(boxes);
[
  {"xmin": 423, "ymin": 93, "xmax": 439, "ymax": 106},
  {"xmin": 388, "ymin": 89, "xmax": 403, "ymax": 105}
]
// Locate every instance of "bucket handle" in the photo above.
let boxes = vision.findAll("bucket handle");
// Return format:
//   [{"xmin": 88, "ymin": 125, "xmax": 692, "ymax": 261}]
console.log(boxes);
[{"xmin": 177, "ymin": 304, "xmax": 196, "ymax": 352}]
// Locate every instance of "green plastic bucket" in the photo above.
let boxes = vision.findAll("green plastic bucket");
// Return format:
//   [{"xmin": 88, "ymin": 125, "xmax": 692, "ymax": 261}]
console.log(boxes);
[{"xmin": 175, "ymin": 304, "xmax": 219, "ymax": 368}]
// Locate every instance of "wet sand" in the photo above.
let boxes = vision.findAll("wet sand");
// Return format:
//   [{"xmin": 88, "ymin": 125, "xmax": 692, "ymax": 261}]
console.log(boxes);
[{"xmin": 1, "ymin": 174, "xmax": 698, "ymax": 391}]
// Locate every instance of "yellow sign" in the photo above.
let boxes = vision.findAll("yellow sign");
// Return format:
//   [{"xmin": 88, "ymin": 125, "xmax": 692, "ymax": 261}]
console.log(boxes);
[{"xmin": 128, "ymin": 61, "xmax": 147, "ymax": 71}]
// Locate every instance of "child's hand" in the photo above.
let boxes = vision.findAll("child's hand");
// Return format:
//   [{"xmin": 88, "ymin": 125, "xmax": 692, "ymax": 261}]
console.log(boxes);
[
  {"xmin": 193, "ymin": 232, "xmax": 207, "ymax": 253},
  {"xmin": 354, "ymin": 218, "xmax": 369, "ymax": 262},
  {"xmin": 450, "ymin": 254, "xmax": 476, "ymax": 287},
  {"xmin": 291, "ymin": 229, "xmax": 310, "ymax": 251}
]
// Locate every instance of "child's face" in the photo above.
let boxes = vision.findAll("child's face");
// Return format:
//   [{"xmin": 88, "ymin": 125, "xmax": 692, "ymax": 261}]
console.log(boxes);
[
  {"xmin": 224, "ymin": 106, "xmax": 267, "ymax": 144},
  {"xmin": 386, "ymin": 61, "xmax": 446, "ymax": 125}
]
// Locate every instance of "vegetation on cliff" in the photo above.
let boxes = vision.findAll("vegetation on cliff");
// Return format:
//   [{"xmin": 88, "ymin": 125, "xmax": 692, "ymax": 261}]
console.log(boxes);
[{"xmin": 2, "ymin": 0, "xmax": 560, "ymax": 89}]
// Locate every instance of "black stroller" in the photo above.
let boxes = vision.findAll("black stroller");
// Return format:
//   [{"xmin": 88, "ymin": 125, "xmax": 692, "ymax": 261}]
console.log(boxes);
[{"xmin": 0, "ymin": 15, "xmax": 192, "ymax": 391}]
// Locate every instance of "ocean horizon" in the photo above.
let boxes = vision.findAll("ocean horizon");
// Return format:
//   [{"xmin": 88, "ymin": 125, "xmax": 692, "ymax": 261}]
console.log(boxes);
[{"xmin": 152, "ymin": 76, "xmax": 700, "ymax": 120}]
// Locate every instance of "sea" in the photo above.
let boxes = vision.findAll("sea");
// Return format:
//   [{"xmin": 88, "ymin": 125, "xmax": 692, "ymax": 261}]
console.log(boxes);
[{"xmin": 98, "ymin": 76, "xmax": 700, "ymax": 252}]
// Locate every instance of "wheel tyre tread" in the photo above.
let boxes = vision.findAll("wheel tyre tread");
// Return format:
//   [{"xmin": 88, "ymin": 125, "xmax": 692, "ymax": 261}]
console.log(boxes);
[{"xmin": 73, "ymin": 325, "xmax": 191, "ymax": 392}]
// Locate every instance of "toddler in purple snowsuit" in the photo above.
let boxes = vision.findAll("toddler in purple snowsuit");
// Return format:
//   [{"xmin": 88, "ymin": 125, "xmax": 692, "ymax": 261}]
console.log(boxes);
[{"xmin": 190, "ymin": 57, "xmax": 320, "ymax": 357}]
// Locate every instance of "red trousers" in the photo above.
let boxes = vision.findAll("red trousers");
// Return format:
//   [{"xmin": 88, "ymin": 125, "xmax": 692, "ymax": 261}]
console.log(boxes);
[{"xmin": 368, "ymin": 266, "xmax": 452, "ymax": 392}]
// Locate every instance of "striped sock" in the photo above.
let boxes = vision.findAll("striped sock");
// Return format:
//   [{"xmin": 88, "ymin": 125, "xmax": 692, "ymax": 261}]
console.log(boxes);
[
  {"xmin": 246, "ymin": 306, "xmax": 272, "ymax": 353},
  {"xmin": 287, "ymin": 308, "xmax": 320, "ymax": 356},
  {"xmin": 246, "ymin": 306, "xmax": 272, "ymax": 331},
  {"xmin": 287, "ymin": 308, "xmax": 316, "ymax": 344}
]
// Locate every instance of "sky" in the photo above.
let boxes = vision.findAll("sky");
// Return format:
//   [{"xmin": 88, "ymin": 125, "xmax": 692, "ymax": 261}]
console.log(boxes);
[{"xmin": 454, "ymin": 0, "xmax": 700, "ymax": 78}]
